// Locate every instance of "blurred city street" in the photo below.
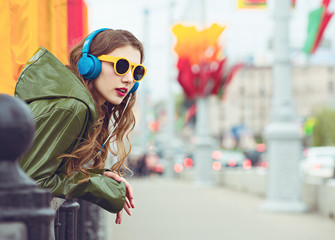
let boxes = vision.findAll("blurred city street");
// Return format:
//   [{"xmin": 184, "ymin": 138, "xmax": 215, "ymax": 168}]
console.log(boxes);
[
  {"xmin": 2, "ymin": 1, "xmax": 335, "ymax": 240},
  {"xmin": 103, "ymin": 176, "xmax": 335, "ymax": 240}
]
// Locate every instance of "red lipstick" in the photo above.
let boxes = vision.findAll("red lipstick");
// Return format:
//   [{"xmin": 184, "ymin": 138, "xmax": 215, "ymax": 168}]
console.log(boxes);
[{"xmin": 115, "ymin": 88, "xmax": 128, "ymax": 97}]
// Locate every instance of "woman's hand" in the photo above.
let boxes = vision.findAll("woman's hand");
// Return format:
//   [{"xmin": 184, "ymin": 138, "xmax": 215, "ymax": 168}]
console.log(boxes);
[{"xmin": 103, "ymin": 171, "xmax": 135, "ymax": 224}]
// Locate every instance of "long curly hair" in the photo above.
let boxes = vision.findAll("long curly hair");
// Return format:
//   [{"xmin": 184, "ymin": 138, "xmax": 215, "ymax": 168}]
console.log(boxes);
[{"xmin": 62, "ymin": 29, "xmax": 144, "ymax": 180}]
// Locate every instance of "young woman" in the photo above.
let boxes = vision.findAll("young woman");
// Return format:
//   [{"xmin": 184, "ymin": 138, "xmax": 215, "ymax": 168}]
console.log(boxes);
[{"xmin": 15, "ymin": 28, "xmax": 146, "ymax": 224}]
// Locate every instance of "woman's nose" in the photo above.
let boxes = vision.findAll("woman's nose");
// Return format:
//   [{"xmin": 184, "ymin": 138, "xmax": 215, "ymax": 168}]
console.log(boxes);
[{"xmin": 122, "ymin": 70, "xmax": 133, "ymax": 84}]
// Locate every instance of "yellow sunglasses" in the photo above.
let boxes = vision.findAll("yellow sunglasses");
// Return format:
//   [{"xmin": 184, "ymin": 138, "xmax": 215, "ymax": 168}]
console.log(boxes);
[{"xmin": 97, "ymin": 55, "xmax": 146, "ymax": 82}]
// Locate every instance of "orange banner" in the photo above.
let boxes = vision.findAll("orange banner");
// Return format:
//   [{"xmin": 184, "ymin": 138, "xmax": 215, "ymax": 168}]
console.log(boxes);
[
  {"xmin": 0, "ymin": 0, "xmax": 39, "ymax": 95},
  {"xmin": 172, "ymin": 23, "xmax": 226, "ymax": 65},
  {"xmin": 0, "ymin": 0, "xmax": 87, "ymax": 96}
]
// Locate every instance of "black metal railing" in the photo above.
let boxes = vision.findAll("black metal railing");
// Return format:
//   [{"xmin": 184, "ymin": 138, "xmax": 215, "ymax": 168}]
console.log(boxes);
[
  {"xmin": 77, "ymin": 199, "xmax": 101, "ymax": 240},
  {"xmin": 54, "ymin": 199, "xmax": 101, "ymax": 240},
  {"xmin": 54, "ymin": 199, "xmax": 80, "ymax": 240},
  {"xmin": 0, "ymin": 94, "xmax": 102, "ymax": 240},
  {"xmin": 0, "ymin": 94, "xmax": 55, "ymax": 240}
]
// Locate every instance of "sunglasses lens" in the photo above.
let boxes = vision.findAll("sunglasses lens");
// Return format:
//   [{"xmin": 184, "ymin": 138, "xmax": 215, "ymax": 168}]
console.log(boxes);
[
  {"xmin": 116, "ymin": 59, "xmax": 130, "ymax": 75},
  {"xmin": 133, "ymin": 66, "xmax": 145, "ymax": 81}
]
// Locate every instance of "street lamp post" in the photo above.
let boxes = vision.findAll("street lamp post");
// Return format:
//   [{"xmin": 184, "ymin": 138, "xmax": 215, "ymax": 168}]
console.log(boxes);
[
  {"xmin": 261, "ymin": 0, "xmax": 307, "ymax": 212},
  {"xmin": 163, "ymin": 0, "xmax": 177, "ymax": 178},
  {"xmin": 139, "ymin": 8, "xmax": 150, "ymax": 156},
  {"xmin": 194, "ymin": 97, "xmax": 214, "ymax": 187},
  {"xmin": 193, "ymin": 0, "xmax": 214, "ymax": 187}
]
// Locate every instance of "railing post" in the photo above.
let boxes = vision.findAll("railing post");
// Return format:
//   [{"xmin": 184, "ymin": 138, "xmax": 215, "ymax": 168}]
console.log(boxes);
[
  {"xmin": 0, "ymin": 94, "xmax": 55, "ymax": 240},
  {"xmin": 77, "ymin": 199, "xmax": 101, "ymax": 240},
  {"xmin": 55, "ymin": 199, "xmax": 80, "ymax": 240}
]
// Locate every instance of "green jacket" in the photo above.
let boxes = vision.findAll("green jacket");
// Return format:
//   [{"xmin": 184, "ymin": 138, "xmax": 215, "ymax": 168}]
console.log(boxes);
[{"xmin": 15, "ymin": 47, "xmax": 126, "ymax": 213}]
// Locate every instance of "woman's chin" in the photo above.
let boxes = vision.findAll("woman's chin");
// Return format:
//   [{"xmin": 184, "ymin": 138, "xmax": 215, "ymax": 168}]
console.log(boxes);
[{"xmin": 106, "ymin": 97, "xmax": 123, "ymax": 106}]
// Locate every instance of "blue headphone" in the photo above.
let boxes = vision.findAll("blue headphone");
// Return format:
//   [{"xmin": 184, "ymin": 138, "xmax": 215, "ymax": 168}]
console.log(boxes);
[{"xmin": 78, "ymin": 28, "xmax": 139, "ymax": 94}]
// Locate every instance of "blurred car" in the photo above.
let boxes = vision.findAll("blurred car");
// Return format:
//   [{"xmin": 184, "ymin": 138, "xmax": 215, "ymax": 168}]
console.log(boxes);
[
  {"xmin": 300, "ymin": 146, "xmax": 335, "ymax": 179},
  {"xmin": 212, "ymin": 150, "xmax": 251, "ymax": 171},
  {"xmin": 243, "ymin": 149, "xmax": 264, "ymax": 166}
]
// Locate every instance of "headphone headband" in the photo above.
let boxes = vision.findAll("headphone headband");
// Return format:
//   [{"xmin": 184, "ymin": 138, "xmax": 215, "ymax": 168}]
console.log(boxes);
[
  {"xmin": 82, "ymin": 28, "xmax": 109, "ymax": 54},
  {"xmin": 78, "ymin": 28, "xmax": 140, "ymax": 94}
]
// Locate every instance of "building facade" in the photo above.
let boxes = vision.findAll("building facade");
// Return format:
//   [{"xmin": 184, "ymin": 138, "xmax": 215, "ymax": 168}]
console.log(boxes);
[{"xmin": 209, "ymin": 65, "xmax": 335, "ymax": 144}]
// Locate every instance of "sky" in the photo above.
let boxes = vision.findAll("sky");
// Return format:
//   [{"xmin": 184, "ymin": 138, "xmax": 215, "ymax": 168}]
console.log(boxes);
[{"xmin": 85, "ymin": 0, "xmax": 335, "ymax": 103}]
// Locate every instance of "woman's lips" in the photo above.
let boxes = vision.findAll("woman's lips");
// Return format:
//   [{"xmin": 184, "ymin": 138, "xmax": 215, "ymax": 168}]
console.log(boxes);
[{"xmin": 115, "ymin": 88, "xmax": 127, "ymax": 97}]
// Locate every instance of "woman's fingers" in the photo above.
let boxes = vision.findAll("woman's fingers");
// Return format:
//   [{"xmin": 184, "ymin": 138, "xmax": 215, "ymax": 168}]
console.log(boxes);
[
  {"xmin": 115, "ymin": 202, "xmax": 132, "ymax": 224},
  {"xmin": 124, "ymin": 181, "xmax": 135, "ymax": 208},
  {"xmin": 123, "ymin": 203, "xmax": 132, "ymax": 216},
  {"xmin": 115, "ymin": 210, "xmax": 123, "ymax": 224},
  {"xmin": 125, "ymin": 198, "xmax": 131, "ymax": 209}
]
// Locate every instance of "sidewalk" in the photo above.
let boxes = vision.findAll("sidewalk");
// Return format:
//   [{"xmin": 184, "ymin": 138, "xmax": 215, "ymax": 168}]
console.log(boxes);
[{"xmin": 102, "ymin": 177, "xmax": 335, "ymax": 240}]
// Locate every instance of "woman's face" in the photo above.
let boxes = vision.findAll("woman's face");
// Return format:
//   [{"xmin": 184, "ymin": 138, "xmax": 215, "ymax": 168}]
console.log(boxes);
[{"xmin": 94, "ymin": 45, "xmax": 141, "ymax": 106}]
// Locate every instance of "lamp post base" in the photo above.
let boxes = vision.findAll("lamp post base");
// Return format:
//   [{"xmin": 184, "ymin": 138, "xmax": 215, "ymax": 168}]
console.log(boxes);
[
  {"xmin": 193, "ymin": 179, "xmax": 215, "ymax": 188},
  {"xmin": 260, "ymin": 200, "xmax": 308, "ymax": 213}
]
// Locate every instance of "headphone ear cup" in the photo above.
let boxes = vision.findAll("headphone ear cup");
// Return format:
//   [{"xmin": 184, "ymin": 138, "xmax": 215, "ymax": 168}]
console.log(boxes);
[
  {"xmin": 129, "ymin": 82, "xmax": 139, "ymax": 94},
  {"xmin": 78, "ymin": 54, "xmax": 102, "ymax": 80}
]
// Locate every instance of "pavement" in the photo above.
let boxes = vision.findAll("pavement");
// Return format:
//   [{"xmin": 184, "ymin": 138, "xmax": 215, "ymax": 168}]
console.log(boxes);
[{"xmin": 101, "ymin": 176, "xmax": 335, "ymax": 240}]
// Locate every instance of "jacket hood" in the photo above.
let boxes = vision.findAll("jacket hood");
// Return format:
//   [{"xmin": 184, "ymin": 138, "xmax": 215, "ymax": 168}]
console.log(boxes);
[{"xmin": 15, "ymin": 47, "xmax": 98, "ymax": 123}]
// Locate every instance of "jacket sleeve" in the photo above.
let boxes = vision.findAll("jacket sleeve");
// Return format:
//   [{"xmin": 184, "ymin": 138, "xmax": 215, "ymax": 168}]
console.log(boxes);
[{"xmin": 20, "ymin": 101, "xmax": 126, "ymax": 213}]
